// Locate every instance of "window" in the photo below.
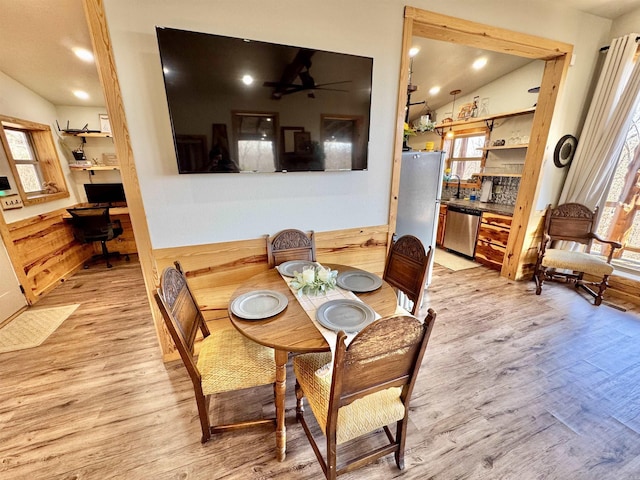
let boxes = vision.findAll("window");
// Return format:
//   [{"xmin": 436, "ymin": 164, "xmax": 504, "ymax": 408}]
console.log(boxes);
[
  {"xmin": 232, "ymin": 112, "xmax": 277, "ymax": 172},
  {"xmin": 321, "ymin": 115, "xmax": 364, "ymax": 171},
  {"xmin": 0, "ymin": 115, "xmax": 68, "ymax": 205},
  {"xmin": 442, "ymin": 128, "xmax": 487, "ymax": 186},
  {"xmin": 5, "ymin": 128, "xmax": 44, "ymax": 193},
  {"xmin": 592, "ymin": 102, "xmax": 640, "ymax": 273}
]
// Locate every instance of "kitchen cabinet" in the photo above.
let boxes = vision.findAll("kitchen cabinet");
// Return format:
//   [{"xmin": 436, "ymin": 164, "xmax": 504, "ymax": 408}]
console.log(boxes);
[
  {"xmin": 475, "ymin": 211, "xmax": 512, "ymax": 270},
  {"xmin": 436, "ymin": 204, "xmax": 447, "ymax": 246}
]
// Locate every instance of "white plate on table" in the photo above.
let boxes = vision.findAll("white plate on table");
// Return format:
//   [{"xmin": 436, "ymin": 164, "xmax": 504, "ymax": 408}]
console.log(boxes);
[
  {"xmin": 278, "ymin": 260, "xmax": 317, "ymax": 277},
  {"xmin": 316, "ymin": 299, "xmax": 376, "ymax": 333},
  {"xmin": 336, "ymin": 270, "xmax": 382, "ymax": 293},
  {"xmin": 230, "ymin": 290, "xmax": 288, "ymax": 320}
]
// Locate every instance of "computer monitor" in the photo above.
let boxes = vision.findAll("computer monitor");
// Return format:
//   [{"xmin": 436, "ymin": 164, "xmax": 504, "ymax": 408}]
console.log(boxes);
[{"xmin": 84, "ymin": 183, "xmax": 126, "ymax": 205}]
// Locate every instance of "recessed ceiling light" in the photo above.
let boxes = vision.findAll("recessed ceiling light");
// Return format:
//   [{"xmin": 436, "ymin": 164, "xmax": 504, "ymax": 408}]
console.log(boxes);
[
  {"xmin": 72, "ymin": 47, "xmax": 94, "ymax": 63},
  {"xmin": 73, "ymin": 90, "xmax": 90, "ymax": 100},
  {"xmin": 429, "ymin": 86, "xmax": 441, "ymax": 95},
  {"xmin": 163, "ymin": 67, "xmax": 170, "ymax": 74},
  {"xmin": 473, "ymin": 57, "xmax": 488, "ymax": 70},
  {"xmin": 409, "ymin": 47, "xmax": 420, "ymax": 57},
  {"xmin": 242, "ymin": 74, "xmax": 254, "ymax": 85}
]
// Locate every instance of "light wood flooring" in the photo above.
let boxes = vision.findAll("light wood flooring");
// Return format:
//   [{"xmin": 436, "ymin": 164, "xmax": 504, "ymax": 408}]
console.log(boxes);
[{"xmin": 1, "ymin": 255, "xmax": 640, "ymax": 479}]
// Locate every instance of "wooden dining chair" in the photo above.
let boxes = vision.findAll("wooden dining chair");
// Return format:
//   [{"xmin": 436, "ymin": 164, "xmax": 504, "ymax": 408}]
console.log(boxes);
[
  {"xmin": 534, "ymin": 203, "xmax": 622, "ymax": 306},
  {"xmin": 155, "ymin": 262, "xmax": 276, "ymax": 443},
  {"xmin": 383, "ymin": 234, "xmax": 432, "ymax": 314},
  {"xmin": 293, "ymin": 310, "xmax": 437, "ymax": 480},
  {"xmin": 266, "ymin": 228, "xmax": 316, "ymax": 267}
]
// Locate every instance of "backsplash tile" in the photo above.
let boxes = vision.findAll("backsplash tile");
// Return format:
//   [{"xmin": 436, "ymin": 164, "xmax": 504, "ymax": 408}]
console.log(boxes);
[
  {"xmin": 442, "ymin": 176, "xmax": 520, "ymax": 206},
  {"xmin": 487, "ymin": 176, "xmax": 520, "ymax": 205}
]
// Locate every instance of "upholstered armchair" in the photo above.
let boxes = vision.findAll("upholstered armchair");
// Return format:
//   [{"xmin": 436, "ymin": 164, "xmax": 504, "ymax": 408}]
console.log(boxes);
[{"xmin": 534, "ymin": 203, "xmax": 622, "ymax": 306}]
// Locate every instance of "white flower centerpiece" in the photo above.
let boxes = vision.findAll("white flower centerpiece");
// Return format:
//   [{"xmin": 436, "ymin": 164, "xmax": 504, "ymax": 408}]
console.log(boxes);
[{"xmin": 290, "ymin": 265, "xmax": 338, "ymax": 297}]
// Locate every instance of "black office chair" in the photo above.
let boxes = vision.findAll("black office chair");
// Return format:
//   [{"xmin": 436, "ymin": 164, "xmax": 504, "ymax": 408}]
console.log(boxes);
[{"xmin": 67, "ymin": 207, "xmax": 127, "ymax": 268}]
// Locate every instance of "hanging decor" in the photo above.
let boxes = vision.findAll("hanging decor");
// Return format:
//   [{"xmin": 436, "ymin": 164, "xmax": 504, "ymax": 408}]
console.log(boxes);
[{"xmin": 553, "ymin": 134, "xmax": 578, "ymax": 168}]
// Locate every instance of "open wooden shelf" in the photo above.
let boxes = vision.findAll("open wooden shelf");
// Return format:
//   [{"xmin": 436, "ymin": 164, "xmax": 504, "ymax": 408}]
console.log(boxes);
[
  {"xmin": 69, "ymin": 165, "xmax": 120, "ymax": 171},
  {"xmin": 62, "ymin": 132, "xmax": 112, "ymax": 138},
  {"xmin": 434, "ymin": 106, "xmax": 536, "ymax": 130},
  {"xmin": 479, "ymin": 173, "xmax": 522, "ymax": 178},
  {"xmin": 478, "ymin": 143, "xmax": 528, "ymax": 151}
]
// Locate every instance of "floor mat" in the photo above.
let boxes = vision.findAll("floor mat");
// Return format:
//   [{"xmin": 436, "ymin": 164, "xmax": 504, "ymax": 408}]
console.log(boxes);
[
  {"xmin": 0, "ymin": 304, "xmax": 80, "ymax": 353},
  {"xmin": 434, "ymin": 248, "xmax": 480, "ymax": 271}
]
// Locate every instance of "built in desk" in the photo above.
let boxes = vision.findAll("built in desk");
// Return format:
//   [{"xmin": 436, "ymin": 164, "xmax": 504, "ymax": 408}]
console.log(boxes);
[{"xmin": 63, "ymin": 204, "xmax": 137, "ymax": 255}]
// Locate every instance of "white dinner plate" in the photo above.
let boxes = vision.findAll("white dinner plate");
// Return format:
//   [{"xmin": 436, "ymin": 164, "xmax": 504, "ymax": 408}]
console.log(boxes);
[
  {"xmin": 277, "ymin": 260, "xmax": 317, "ymax": 277},
  {"xmin": 315, "ymin": 299, "xmax": 376, "ymax": 333},
  {"xmin": 230, "ymin": 290, "xmax": 288, "ymax": 320},
  {"xmin": 336, "ymin": 270, "xmax": 382, "ymax": 293}
]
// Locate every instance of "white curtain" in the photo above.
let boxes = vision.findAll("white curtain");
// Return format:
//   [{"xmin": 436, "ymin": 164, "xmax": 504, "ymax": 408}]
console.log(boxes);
[{"xmin": 559, "ymin": 34, "xmax": 640, "ymax": 210}]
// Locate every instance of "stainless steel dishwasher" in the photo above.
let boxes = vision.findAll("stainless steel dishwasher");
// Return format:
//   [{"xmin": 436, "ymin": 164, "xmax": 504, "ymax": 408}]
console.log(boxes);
[{"xmin": 443, "ymin": 205, "xmax": 482, "ymax": 258}]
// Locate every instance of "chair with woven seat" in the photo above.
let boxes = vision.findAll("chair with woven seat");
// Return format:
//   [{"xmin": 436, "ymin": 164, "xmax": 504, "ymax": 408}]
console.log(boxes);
[
  {"xmin": 155, "ymin": 262, "xmax": 276, "ymax": 443},
  {"xmin": 293, "ymin": 310, "xmax": 436, "ymax": 480},
  {"xmin": 534, "ymin": 203, "xmax": 622, "ymax": 306},
  {"xmin": 383, "ymin": 234, "xmax": 432, "ymax": 314},
  {"xmin": 266, "ymin": 228, "xmax": 316, "ymax": 268}
]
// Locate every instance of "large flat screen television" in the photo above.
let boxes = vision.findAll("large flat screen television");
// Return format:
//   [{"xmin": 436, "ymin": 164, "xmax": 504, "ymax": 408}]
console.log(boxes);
[
  {"xmin": 84, "ymin": 183, "xmax": 126, "ymax": 205},
  {"xmin": 156, "ymin": 27, "xmax": 373, "ymax": 174}
]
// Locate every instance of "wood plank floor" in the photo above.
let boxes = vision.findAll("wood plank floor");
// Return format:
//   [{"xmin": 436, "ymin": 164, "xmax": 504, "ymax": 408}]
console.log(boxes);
[{"xmin": 1, "ymin": 254, "xmax": 639, "ymax": 479}]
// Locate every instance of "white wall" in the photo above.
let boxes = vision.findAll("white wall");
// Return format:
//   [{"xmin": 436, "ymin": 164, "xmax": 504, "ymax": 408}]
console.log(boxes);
[
  {"xmin": 0, "ymin": 71, "xmax": 80, "ymax": 223},
  {"xmin": 610, "ymin": 8, "xmax": 640, "ymax": 38},
  {"xmin": 102, "ymin": 0, "xmax": 613, "ymax": 248},
  {"xmin": 433, "ymin": 61, "xmax": 545, "ymax": 122}
]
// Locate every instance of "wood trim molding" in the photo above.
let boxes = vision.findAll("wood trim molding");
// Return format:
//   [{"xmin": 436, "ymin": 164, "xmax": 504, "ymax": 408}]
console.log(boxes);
[
  {"xmin": 0, "ymin": 115, "xmax": 70, "ymax": 206},
  {"xmin": 83, "ymin": 0, "xmax": 169, "ymax": 352},
  {"xmin": 388, "ymin": 13, "xmax": 415, "ymax": 249},
  {"xmin": 393, "ymin": 6, "xmax": 573, "ymax": 282},
  {"xmin": 503, "ymin": 56, "xmax": 572, "ymax": 280}
]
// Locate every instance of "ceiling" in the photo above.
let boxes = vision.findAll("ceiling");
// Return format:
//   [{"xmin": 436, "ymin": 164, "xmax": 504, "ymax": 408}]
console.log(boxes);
[
  {"xmin": 406, "ymin": 37, "xmax": 535, "ymax": 119},
  {"xmin": 0, "ymin": 0, "xmax": 639, "ymax": 110},
  {"xmin": 0, "ymin": 0, "xmax": 104, "ymax": 108}
]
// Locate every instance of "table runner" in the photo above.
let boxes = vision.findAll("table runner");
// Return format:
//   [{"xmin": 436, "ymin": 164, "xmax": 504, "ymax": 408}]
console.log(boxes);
[
  {"xmin": 278, "ymin": 263, "xmax": 411, "ymax": 375},
  {"xmin": 278, "ymin": 264, "xmax": 373, "ymax": 352}
]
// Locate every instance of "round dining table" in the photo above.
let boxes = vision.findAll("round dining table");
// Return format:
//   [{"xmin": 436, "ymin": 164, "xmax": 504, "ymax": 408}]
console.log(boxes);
[{"xmin": 228, "ymin": 263, "xmax": 399, "ymax": 461}]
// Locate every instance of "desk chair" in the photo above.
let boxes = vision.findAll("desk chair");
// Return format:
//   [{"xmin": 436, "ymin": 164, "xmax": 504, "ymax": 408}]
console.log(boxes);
[
  {"xmin": 383, "ymin": 235, "xmax": 432, "ymax": 315},
  {"xmin": 67, "ymin": 207, "xmax": 126, "ymax": 268},
  {"xmin": 266, "ymin": 228, "xmax": 316, "ymax": 268},
  {"xmin": 293, "ymin": 310, "xmax": 437, "ymax": 479}
]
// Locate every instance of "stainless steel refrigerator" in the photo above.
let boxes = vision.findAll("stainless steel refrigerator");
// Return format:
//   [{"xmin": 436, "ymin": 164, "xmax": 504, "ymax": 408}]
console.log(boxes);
[{"xmin": 395, "ymin": 150, "xmax": 446, "ymax": 287}]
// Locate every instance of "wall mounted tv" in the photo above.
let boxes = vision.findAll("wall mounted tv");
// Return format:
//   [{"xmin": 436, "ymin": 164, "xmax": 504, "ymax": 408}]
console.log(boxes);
[{"xmin": 156, "ymin": 27, "xmax": 373, "ymax": 174}]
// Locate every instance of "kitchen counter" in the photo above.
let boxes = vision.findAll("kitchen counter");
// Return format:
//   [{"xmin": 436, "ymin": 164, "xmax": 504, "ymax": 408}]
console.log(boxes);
[{"xmin": 442, "ymin": 198, "xmax": 515, "ymax": 217}]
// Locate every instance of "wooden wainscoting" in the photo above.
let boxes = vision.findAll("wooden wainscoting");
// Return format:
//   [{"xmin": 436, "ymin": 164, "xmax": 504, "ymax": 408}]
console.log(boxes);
[
  {"xmin": 584, "ymin": 272, "xmax": 640, "ymax": 306},
  {"xmin": 520, "ymin": 208, "xmax": 546, "ymax": 278},
  {"xmin": 153, "ymin": 225, "xmax": 390, "ymax": 361},
  {"xmin": 99, "ymin": 211, "xmax": 137, "ymax": 255},
  {"xmin": 6, "ymin": 208, "xmax": 92, "ymax": 303}
]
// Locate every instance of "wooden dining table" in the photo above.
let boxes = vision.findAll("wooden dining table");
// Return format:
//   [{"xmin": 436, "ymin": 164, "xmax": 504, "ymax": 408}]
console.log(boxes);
[{"xmin": 228, "ymin": 263, "xmax": 399, "ymax": 461}]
